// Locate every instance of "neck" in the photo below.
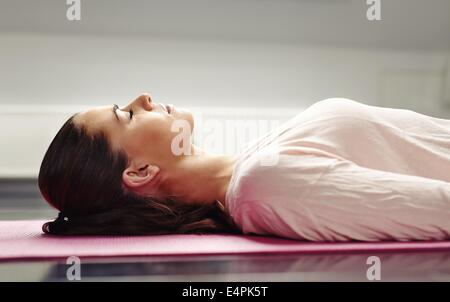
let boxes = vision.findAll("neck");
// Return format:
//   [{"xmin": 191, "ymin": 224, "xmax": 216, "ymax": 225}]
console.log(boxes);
[{"xmin": 162, "ymin": 145, "xmax": 238, "ymax": 207}]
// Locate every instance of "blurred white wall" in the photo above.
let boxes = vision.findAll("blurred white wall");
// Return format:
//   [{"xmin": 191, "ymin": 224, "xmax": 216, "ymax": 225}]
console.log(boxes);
[
  {"xmin": 0, "ymin": 0, "xmax": 449, "ymax": 178},
  {"xmin": 0, "ymin": 33, "xmax": 448, "ymax": 110}
]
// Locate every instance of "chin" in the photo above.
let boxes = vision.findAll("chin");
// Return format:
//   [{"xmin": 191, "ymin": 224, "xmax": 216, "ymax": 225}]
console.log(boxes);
[
  {"xmin": 187, "ymin": 111, "xmax": 195, "ymax": 130},
  {"xmin": 177, "ymin": 109, "xmax": 194, "ymax": 131}
]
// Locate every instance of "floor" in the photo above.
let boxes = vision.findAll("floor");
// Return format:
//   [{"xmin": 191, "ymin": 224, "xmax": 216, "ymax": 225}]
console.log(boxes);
[{"xmin": 1, "ymin": 179, "xmax": 449, "ymax": 282}]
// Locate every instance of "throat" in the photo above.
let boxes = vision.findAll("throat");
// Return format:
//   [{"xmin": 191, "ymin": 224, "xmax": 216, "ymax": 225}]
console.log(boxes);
[{"xmin": 164, "ymin": 152, "xmax": 238, "ymax": 206}]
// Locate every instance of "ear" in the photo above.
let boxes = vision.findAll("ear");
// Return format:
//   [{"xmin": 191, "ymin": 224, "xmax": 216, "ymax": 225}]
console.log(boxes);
[{"xmin": 122, "ymin": 163, "xmax": 160, "ymax": 188}]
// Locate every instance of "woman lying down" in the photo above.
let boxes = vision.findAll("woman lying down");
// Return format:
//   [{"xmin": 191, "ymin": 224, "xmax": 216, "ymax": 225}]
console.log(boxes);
[{"xmin": 39, "ymin": 95, "xmax": 450, "ymax": 241}]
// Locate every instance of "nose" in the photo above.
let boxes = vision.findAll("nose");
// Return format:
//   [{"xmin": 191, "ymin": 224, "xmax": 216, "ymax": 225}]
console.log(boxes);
[
  {"xmin": 138, "ymin": 93, "xmax": 152, "ymax": 104},
  {"xmin": 124, "ymin": 93, "xmax": 153, "ymax": 112}
]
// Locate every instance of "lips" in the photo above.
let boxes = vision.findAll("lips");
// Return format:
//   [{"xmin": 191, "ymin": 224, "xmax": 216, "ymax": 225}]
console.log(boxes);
[
  {"xmin": 158, "ymin": 103, "xmax": 170, "ymax": 114},
  {"xmin": 166, "ymin": 104, "xmax": 174, "ymax": 114}
]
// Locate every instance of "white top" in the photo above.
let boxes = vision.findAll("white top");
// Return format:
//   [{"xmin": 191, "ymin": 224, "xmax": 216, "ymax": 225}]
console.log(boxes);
[{"xmin": 225, "ymin": 98, "xmax": 450, "ymax": 241}]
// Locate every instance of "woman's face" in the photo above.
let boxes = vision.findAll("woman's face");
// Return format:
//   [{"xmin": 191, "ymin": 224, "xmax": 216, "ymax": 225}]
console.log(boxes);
[{"xmin": 73, "ymin": 93, "xmax": 195, "ymax": 172}]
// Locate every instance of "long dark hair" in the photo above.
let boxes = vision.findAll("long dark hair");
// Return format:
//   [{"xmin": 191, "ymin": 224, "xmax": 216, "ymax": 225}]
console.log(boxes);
[{"xmin": 38, "ymin": 114, "xmax": 241, "ymax": 236}]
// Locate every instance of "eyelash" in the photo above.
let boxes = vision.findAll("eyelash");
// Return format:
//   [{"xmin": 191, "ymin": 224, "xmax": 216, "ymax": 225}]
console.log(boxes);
[{"xmin": 129, "ymin": 109, "xmax": 134, "ymax": 120}]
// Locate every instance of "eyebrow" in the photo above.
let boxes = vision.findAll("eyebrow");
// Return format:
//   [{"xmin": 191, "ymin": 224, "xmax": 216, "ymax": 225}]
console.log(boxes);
[{"xmin": 112, "ymin": 104, "xmax": 119, "ymax": 121}]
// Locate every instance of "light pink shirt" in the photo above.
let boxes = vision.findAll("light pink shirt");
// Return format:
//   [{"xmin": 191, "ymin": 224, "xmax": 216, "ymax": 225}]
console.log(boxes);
[{"xmin": 225, "ymin": 98, "xmax": 450, "ymax": 241}]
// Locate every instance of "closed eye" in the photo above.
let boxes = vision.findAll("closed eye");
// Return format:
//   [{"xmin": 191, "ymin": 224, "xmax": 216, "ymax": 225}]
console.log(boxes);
[
  {"xmin": 112, "ymin": 104, "xmax": 133, "ymax": 122},
  {"xmin": 129, "ymin": 109, "xmax": 134, "ymax": 120}
]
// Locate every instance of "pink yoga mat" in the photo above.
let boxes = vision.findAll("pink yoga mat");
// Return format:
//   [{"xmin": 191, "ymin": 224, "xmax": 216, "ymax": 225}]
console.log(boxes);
[{"xmin": 1, "ymin": 220, "xmax": 449, "ymax": 261}]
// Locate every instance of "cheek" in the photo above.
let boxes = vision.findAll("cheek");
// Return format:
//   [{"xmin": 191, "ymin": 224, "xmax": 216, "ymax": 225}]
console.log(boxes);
[{"xmin": 125, "ymin": 116, "xmax": 176, "ymax": 157}]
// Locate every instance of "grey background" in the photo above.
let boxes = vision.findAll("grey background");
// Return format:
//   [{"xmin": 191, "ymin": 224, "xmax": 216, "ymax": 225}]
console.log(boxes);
[{"xmin": 0, "ymin": 0, "xmax": 449, "ymax": 109}]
